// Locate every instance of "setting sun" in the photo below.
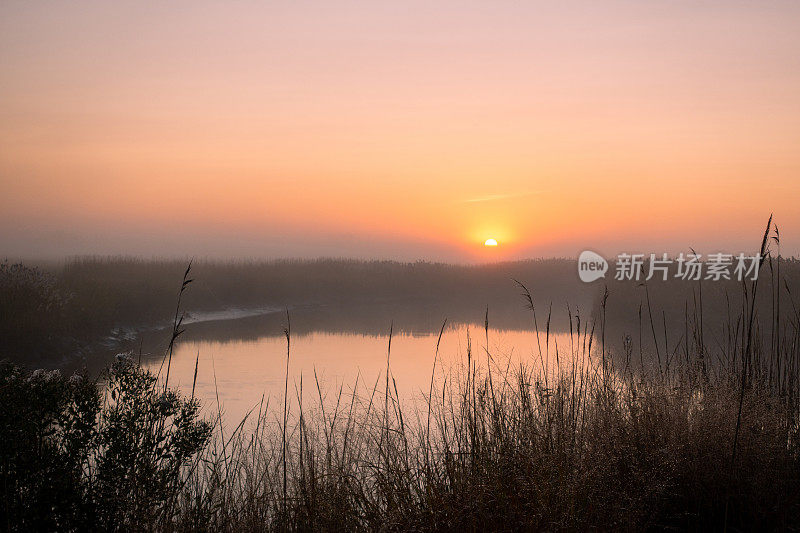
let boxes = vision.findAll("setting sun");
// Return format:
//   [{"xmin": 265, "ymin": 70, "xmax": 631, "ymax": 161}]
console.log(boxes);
[{"xmin": 484, "ymin": 238, "xmax": 498, "ymax": 247}]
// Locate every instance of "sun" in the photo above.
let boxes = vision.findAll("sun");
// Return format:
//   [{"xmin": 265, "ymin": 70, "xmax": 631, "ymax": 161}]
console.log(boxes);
[{"xmin": 484, "ymin": 238, "xmax": 498, "ymax": 247}]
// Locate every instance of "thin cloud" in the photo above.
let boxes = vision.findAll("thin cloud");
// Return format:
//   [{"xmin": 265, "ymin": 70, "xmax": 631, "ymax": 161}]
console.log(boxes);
[{"xmin": 461, "ymin": 191, "xmax": 544, "ymax": 204}]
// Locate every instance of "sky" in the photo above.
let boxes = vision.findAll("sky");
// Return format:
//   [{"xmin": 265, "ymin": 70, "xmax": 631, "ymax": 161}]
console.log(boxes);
[{"xmin": 1, "ymin": 1, "xmax": 799, "ymax": 262}]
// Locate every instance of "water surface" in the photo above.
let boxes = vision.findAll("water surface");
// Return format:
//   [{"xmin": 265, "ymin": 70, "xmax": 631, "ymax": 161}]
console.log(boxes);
[{"xmin": 144, "ymin": 307, "xmax": 587, "ymax": 426}]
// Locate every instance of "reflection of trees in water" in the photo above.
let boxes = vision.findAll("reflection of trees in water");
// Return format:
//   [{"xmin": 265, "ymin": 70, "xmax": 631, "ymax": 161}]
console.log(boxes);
[
  {"xmin": 31, "ymin": 256, "xmax": 800, "ymax": 384},
  {"xmin": 129, "ymin": 296, "xmax": 593, "ymax": 367},
  {"xmin": 12, "ymin": 258, "xmax": 598, "ymax": 371}
]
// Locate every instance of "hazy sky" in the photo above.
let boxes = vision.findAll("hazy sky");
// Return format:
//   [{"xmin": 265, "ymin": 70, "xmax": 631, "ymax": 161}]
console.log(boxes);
[{"xmin": 2, "ymin": 1, "xmax": 799, "ymax": 262}]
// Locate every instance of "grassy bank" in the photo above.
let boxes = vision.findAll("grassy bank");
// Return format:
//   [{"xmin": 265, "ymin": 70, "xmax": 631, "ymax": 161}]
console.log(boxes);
[
  {"xmin": 3, "ymin": 321, "xmax": 799, "ymax": 530},
  {"xmin": 4, "ymin": 222, "xmax": 800, "ymax": 530},
  {"xmin": 4, "ymin": 278, "xmax": 800, "ymax": 530}
]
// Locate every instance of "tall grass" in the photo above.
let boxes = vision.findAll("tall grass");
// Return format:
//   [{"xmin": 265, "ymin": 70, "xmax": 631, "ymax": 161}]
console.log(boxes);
[
  {"xmin": 170, "ymin": 221, "xmax": 800, "ymax": 530},
  {"xmin": 5, "ymin": 221, "xmax": 800, "ymax": 530},
  {"xmin": 176, "ymin": 313, "xmax": 798, "ymax": 530},
  {"xmin": 170, "ymin": 254, "xmax": 800, "ymax": 531}
]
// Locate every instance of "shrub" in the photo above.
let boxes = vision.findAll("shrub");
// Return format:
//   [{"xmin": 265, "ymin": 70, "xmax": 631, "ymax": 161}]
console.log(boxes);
[
  {"xmin": 0, "ymin": 357, "xmax": 211, "ymax": 531},
  {"xmin": 0, "ymin": 362, "xmax": 98, "ymax": 530}
]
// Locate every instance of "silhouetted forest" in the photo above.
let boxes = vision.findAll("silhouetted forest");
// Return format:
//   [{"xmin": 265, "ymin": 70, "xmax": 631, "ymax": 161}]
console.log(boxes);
[
  {"xmin": 5, "ymin": 254, "xmax": 800, "ymax": 375},
  {"xmin": 1, "ymin": 258, "xmax": 591, "ymax": 366}
]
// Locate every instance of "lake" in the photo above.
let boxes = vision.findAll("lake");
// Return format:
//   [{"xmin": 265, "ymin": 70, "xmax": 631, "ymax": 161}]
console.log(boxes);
[{"xmin": 140, "ymin": 300, "xmax": 593, "ymax": 427}]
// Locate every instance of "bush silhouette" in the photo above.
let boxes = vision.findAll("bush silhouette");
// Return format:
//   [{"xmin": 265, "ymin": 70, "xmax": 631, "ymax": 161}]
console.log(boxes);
[{"xmin": 0, "ymin": 356, "xmax": 211, "ymax": 531}]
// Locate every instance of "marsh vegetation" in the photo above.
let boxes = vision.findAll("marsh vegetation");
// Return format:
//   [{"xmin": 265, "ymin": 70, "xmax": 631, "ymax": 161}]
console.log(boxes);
[{"xmin": 4, "ymin": 221, "xmax": 800, "ymax": 530}]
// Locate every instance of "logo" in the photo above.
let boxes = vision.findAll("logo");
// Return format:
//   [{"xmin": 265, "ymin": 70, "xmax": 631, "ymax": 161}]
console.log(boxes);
[
  {"xmin": 578, "ymin": 250, "xmax": 608, "ymax": 282},
  {"xmin": 576, "ymin": 251, "xmax": 761, "ymax": 283}
]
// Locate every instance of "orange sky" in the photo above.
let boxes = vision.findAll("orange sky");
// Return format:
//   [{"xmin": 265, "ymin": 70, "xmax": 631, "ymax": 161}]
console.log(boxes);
[{"xmin": 1, "ymin": 1, "xmax": 799, "ymax": 261}]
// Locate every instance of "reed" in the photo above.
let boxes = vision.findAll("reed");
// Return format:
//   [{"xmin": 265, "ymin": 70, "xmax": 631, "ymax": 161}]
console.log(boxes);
[
  {"xmin": 4, "ymin": 219, "xmax": 800, "ymax": 530},
  {"xmin": 171, "ymin": 218, "xmax": 800, "ymax": 530}
]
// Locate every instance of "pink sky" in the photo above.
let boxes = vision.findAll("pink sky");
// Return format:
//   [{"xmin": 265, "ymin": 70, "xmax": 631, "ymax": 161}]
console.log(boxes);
[{"xmin": 2, "ymin": 1, "xmax": 799, "ymax": 261}]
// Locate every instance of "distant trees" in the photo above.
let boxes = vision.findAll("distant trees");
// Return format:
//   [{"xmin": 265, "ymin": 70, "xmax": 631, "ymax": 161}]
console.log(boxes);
[{"xmin": 0, "ymin": 261, "xmax": 70, "ymax": 359}]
